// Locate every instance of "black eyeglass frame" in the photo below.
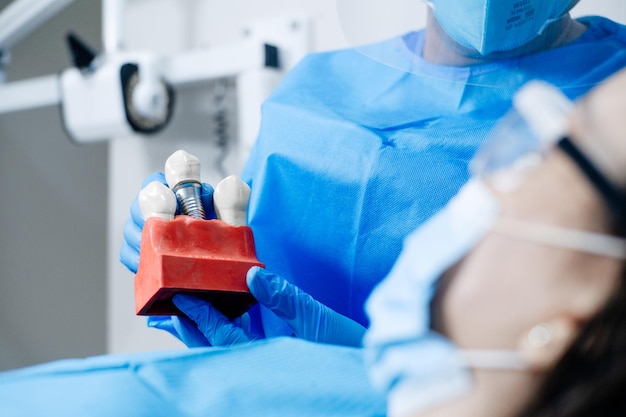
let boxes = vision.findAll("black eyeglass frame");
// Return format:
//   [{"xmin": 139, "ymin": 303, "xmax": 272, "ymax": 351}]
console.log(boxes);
[{"xmin": 557, "ymin": 136, "xmax": 626, "ymax": 235}]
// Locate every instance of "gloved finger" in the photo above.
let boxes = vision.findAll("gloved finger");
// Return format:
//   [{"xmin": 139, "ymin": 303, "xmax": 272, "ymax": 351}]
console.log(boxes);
[
  {"xmin": 141, "ymin": 171, "xmax": 167, "ymax": 188},
  {"xmin": 247, "ymin": 267, "xmax": 366, "ymax": 346},
  {"xmin": 129, "ymin": 194, "xmax": 146, "ymax": 228},
  {"xmin": 172, "ymin": 294, "xmax": 254, "ymax": 346},
  {"xmin": 201, "ymin": 183, "xmax": 216, "ymax": 219},
  {"xmin": 119, "ymin": 240, "xmax": 139, "ymax": 274},
  {"xmin": 147, "ymin": 315, "xmax": 211, "ymax": 348},
  {"xmin": 246, "ymin": 267, "xmax": 300, "ymax": 318},
  {"xmin": 123, "ymin": 210, "xmax": 143, "ymax": 251}
]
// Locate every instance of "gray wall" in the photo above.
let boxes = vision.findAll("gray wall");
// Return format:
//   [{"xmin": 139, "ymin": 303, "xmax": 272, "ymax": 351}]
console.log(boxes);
[{"xmin": 0, "ymin": 0, "xmax": 107, "ymax": 371}]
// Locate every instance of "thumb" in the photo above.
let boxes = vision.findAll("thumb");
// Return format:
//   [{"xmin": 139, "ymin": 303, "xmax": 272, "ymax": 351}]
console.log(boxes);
[
  {"xmin": 246, "ymin": 267, "xmax": 366, "ymax": 346},
  {"xmin": 246, "ymin": 266, "xmax": 307, "ymax": 323}
]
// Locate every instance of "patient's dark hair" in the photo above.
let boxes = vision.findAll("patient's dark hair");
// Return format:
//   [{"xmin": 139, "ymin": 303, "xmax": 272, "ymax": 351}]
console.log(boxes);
[{"xmin": 517, "ymin": 266, "xmax": 626, "ymax": 417}]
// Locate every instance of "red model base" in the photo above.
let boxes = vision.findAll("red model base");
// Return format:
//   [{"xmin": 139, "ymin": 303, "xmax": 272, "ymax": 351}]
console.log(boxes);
[{"xmin": 134, "ymin": 215, "xmax": 264, "ymax": 319}]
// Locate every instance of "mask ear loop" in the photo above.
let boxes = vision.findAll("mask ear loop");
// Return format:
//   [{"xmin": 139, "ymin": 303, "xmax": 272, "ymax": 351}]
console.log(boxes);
[
  {"xmin": 459, "ymin": 350, "xmax": 528, "ymax": 370},
  {"xmin": 491, "ymin": 217, "xmax": 626, "ymax": 260}
]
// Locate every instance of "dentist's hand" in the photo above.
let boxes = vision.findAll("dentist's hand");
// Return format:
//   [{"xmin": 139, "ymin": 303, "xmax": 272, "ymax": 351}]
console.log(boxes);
[
  {"xmin": 119, "ymin": 171, "xmax": 215, "ymax": 273},
  {"xmin": 172, "ymin": 266, "xmax": 367, "ymax": 347},
  {"xmin": 118, "ymin": 171, "xmax": 217, "ymax": 348}
]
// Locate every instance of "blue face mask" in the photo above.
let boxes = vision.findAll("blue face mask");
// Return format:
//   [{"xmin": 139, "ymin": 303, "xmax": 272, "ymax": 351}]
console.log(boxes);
[
  {"xmin": 363, "ymin": 180, "xmax": 524, "ymax": 416},
  {"xmin": 423, "ymin": 0, "xmax": 578, "ymax": 55},
  {"xmin": 364, "ymin": 177, "xmax": 626, "ymax": 416}
]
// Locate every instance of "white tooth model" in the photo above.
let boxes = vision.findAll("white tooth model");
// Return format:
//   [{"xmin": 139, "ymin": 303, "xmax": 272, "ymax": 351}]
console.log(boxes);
[
  {"xmin": 138, "ymin": 181, "xmax": 177, "ymax": 220},
  {"xmin": 164, "ymin": 150, "xmax": 205, "ymax": 219},
  {"xmin": 213, "ymin": 175, "xmax": 251, "ymax": 226}
]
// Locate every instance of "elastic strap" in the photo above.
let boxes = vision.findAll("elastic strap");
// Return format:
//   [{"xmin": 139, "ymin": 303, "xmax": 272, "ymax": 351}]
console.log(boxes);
[
  {"xmin": 557, "ymin": 136, "xmax": 626, "ymax": 234},
  {"xmin": 492, "ymin": 217, "xmax": 626, "ymax": 260}
]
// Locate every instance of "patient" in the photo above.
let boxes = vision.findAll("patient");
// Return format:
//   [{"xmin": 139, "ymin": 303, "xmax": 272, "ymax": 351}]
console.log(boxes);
[
  {"xmin": 1, "ymin": 70, "xmax": 626, "ymax": 417},
  {"xmin": 365, "ymin": 70, "xmax": 626, "ymax": 417}
]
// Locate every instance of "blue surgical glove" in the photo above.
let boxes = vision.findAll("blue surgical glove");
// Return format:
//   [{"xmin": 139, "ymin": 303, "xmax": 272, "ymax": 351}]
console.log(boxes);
[
  {"xmin": 172, "ymin": 266, "xmax": 367, "ymax": 347},
  {"xmin": 119, "ymin": 171, "xmax": 216, "ymax": 347},
  {"xmin": 119, "ymin": 171, "xmax": 215, "ymax": 273}
]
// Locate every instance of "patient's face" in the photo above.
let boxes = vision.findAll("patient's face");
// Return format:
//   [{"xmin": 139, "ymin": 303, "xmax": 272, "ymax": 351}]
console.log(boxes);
[{"xmin": 436, "ymin": 148, "xmax": 622, "ymax": 360}]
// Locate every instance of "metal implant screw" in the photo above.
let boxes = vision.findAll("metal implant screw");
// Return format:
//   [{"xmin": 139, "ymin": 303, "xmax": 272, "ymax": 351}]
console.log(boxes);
[{"xmin": 173, "ymin": 181, "xmax": 205, "ymax": 220}]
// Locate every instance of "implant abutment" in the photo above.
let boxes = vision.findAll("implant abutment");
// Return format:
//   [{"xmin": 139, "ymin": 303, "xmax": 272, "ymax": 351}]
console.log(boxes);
[{"xmin": 172, "ymin": 181, "xmax": 205, "ymax": 220}]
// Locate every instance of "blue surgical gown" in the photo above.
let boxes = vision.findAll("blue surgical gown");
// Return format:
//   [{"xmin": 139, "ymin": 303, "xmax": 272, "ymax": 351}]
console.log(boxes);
[
  {"xmin": 243, "ymin": 16, "xmax": 626, "ymax": 334},
  {"xmin": 0, "ymin": 338, "xmax": 385, "ymax": 417}
]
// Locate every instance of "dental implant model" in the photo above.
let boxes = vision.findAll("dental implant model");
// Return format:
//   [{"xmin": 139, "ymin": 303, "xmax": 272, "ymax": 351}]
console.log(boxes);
[
  {"xmin": 165, "ymin": 150, "xmax": 205, "ymax": 219},
  {"xmin": 134, "ymin": 150, "xmax": 263, "ymax": 319}
]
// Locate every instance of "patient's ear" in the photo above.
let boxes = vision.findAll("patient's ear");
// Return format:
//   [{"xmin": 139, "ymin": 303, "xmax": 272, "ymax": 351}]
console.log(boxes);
[{"xmin": 518, "ymin": 317, "xmax": 578, "ymax": 372}]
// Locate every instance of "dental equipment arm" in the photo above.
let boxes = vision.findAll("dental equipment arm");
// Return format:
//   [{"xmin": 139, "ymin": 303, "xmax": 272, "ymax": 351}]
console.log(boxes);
[
  {"xmin": 56, "ymin": 36, "xmax": 279, "ymax": 143},
  {"xmin": 0, "ymin": 0, "xmax": 308, "ymax": 145},
  {"xmin": 0, "ymin": 0, "xmax": 75, "ymax": 51},
  {"xmin": 0, "ymin": 0, "xmax": 75, "ymax": 110}
]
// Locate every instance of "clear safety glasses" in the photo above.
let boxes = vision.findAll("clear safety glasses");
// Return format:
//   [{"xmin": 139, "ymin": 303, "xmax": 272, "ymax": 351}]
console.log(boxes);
[{"xmin": 469, "ymin": 81, "xmax": 573, "ymax": 190}]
